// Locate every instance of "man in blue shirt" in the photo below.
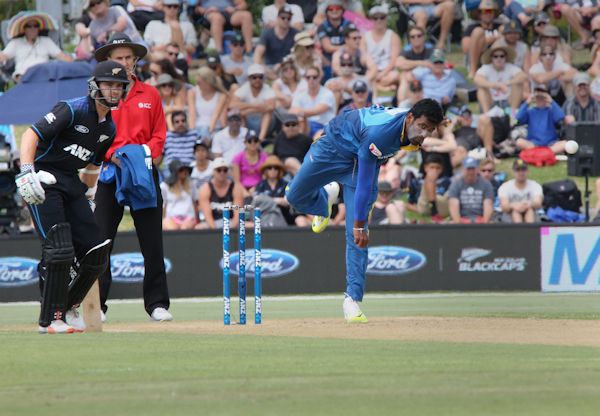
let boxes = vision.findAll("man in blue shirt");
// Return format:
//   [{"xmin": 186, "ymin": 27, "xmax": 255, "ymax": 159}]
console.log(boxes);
[
  {"xmin": 411, "ymin": 50, "xmax": 456, "ymax": 106},
  {"xmin": 286, "ymin": 99, "xmax": 444, "ymax": 323},
  {"xmin": 515, "ymin": 83, "xmax": 566, "ymax": 154}
]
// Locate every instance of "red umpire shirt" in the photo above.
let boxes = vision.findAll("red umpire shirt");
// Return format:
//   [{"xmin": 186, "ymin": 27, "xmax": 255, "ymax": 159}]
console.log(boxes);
[{"xmin": 105, "ymin": 75, "xmax": 166, "ymax": 161}]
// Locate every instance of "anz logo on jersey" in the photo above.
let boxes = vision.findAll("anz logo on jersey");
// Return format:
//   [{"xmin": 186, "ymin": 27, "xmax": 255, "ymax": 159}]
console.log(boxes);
[{"xmin": 63, "ymin": 144, "xmax": 92, "ymax": 161}]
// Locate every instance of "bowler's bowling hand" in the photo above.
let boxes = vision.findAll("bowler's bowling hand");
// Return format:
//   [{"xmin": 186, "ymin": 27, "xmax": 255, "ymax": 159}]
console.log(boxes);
[{"xmin": 353, "ymin": 221, "xmax": 369, "ymax": 248}]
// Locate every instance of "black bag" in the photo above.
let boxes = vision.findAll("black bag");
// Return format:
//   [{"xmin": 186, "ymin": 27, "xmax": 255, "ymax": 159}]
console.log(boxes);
[{"xmin": 542, "ymin": 179, "xmax": 582, "ymax": 212}]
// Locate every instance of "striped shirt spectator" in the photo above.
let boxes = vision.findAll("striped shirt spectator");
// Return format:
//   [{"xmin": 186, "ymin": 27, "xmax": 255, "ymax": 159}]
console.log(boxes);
[{"xmin": 163, "ymin": 111, "xmax": 200, "ymax": 167}]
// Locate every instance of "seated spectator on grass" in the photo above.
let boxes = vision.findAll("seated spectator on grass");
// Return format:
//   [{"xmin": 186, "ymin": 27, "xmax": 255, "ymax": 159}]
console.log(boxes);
[
  {"xmin": 479, "ymin": 157, "xmax": 505, "ymax": 214},
  {"xmin": 531, "ymin": 24, "xmax": 573, "ymax": 66},
  {"xmin": 361, "ymin": 4, "xmax": 401, "ymax": 92},
  {"xmin": 156, "ymin": 74, "xmax": 186, "ymax": 131},
  {"xmin": 206, "ymin": 53, "xmax": 238, "ymax": 91},
  {"xmin": 211, "ymin": 109, "xmax": 248, "ymax": 164},
  {"xmin": 411, "ymin": 50, "xmax": 456, "ymax": 107},
  {"xmin": 75, "ymin": 10, "xmax": 94, "ymax": 60},
  {"xmin": 502, "ymin": 20, "xmax": 531, "ymax": 74},
  {"xmin": 474, "ymin": 39, "xmax": 526, "ymax": 114},
  {"xmin": 498, "ymin": 159, "xmax": 543, "ymax": 223},
  {"xmin": 407, "ymin": 154, "xmax": 452, "ymax": 222},
  {"xmin": 232, "ymin": 131, "xmax": 268, "ymax": 194},
  {"xmin": 502, "ymin": 0, "xmax": 538, "ymax": 27},
  {"xmin": 419, "ymin": 118, "xmax": 457, "ymax": 179},
  {"xmin": 188, "ymin": 66, "xmax": 228, "ymax": 137},
  {"xmin": 515, "ymin": 83, "xmax": 566, "ymax": 154},
  {"xmin": 463, "ymin": 0, "xmax": 503, "ymax": 79},
  {"xmin": 450, "ymin": 106, "xmax": 484, "ymax": 168},
  {"xmin": 262, "ymin": 0, "xmax": 305, "ymax": 31},
  {"xmin": 164, "ymin": 111, "xmax": 199, "ymax": 168},
  {"xmin": 162, "ymin": 42, "xmax": 189, "ymax": 80},
  {"xmin": 562, "ymin": 72, "xmax": 600, "ymax": 124},
  {"xmin": 194, "ymin": 0, "xmax": 253, "ymax": 54},
  {"xmin": 290, "ymin": 66, "xmax": 337, "ymax": 137},
  {"xmin": 144, "ymin": 0, "xmax": 198, "ymax": 60},
  {"xmin": 292, "ymin": 31, "xmax": 323, "ymax": 77},
  {"xmin": 370, "ymin": 181, "xmax": 405, "ymax": 225},
  {"xmin": 402, "ymin": 0, "xmax": 455, "ymax": 51},
  {"xmin": 190, "ymin": 141, "xmax": 214, "ymax": 191},
  {"xmin": 127, "ymin": 0, "xmax": 164, "ymax": 31},
  {"xmin": 230, "ymin": 64, "xmax": 277, "ymax": 141},
  {"xmin": 273, "ymin": 56, "xmax": 308, "ymax": 109},
  {"xmin": 325, "ymin": 53, "xmax": 369, "ymax": 108},
  {"xmin": 161, "ymin": 160, "xmax": 198, "ymax": 231},
  {"xmin": 255, "ymin": 155, "xmax": 308, "ymax": 226},
  {"xmin": 529, "ymin": 44, "xmax": 576, "ymax": 105},
  {"xmin": 0, "ymin": 15, "xmax": 72, "ymax": 81},
  {"xmin": 593, "ymin": 178, "xmax": 600, "ymax": 222},
  {"xmin": 197, "ymin": 158, "xmax": 245, "ymax": 229},
  {"xmin": 88, "ymin": 0, "xmax": 144, "ymax": 48},
  {"xmin": 331, "ymin": 25, "xmax": 377, "ymax": 82},
  {"xmin": 555, "ymin": 0, "xmax": 596, "ymax": 49},
  {"xmin": 147, "ymin": 57, "xmax": 187, "ymax": 94},
  {"xmin": 396, "ymin": 26, "xmax": 433, "ymax": 102},
  {"xmin": 448, "ymin": 157, "xmax": 494, "ymax": 224},
  {"xmin": 272, "ymin": 113, "xmax": 312, "ymax": 176},
  {"xmin": 317, "ymin": 1, "xmax": 354, "ymax": 77},
  {"xmin": 221, "ymin": 32, "xmax": 252, "ymax": 86},
  {"xmin": 254, "ymin": 5, "xmax": 298, "ymax": 80},
  {"xmin": 339, "ymin": 80, "xmax": 372, "ymax": 113},
  {"xmin": 398, "ymin": 79, "xmax": 424, "ymax": 109},
  {"xmin": 313, "ymin": 0, "xmax": 364, "ymax": 26}
]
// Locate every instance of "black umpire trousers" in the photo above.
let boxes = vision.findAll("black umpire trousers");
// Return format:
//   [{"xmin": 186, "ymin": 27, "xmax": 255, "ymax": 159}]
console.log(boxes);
[{"xmin": 94, "ymin": 167, "xmax": 170, "ymax": 315}]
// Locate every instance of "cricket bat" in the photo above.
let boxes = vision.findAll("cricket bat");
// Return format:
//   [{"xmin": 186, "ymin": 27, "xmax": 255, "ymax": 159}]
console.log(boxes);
[{"xmin": 82, "ymin": 280, "xmax": 103, "ymax": 332}]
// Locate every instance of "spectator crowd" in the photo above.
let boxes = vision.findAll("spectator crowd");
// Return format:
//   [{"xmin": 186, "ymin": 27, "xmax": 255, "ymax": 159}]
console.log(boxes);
[{"xmin": 2, "ymin": 0, "xmax": 600, "ymax": 229}]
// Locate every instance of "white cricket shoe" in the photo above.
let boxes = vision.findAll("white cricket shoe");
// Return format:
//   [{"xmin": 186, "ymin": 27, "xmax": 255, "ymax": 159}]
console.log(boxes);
[
  {"xmin": 65, "ymin": 308, "xmax": 86, "ymax": 332},
  {"xmin": 150, "ymin": 307, "xmax": 173, "ymax": 322},
  {"xmin": 312, "ymin": 182, "xmax": 340, "ymax": 233},
  {"xmin": 343, "ymin": 297, "xmax": 368, "ymax": 323},
  {"xmin": 101, "ymin": 311, "xmax": 106, "ymax": 323},
  {"xmin": 38, "ymin": 319, "xmax": 75, "ymax": 334}
]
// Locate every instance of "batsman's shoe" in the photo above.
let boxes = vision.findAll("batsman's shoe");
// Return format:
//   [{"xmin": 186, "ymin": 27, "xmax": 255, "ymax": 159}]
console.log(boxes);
[
  {"xmin": 150, "ymin": 307, "xmax": 173, "ymax": 322},
  {"xmin": 38, "ymin": 320, "xmax": 75, "ymax": 334},
  {"xmin": 65, "ymin": 308, "xmax": 86, "ymax": 332},
  {"xmin": 343, "ymin": 297, "xmax": 368, "ymax": 324},
  {"xmin": 312, "ymin": 182, "xmax": 340, "ymax": 233},
  {"xmin": 101, "ymin": 311, "xmax": 107, "ymax": 323}
]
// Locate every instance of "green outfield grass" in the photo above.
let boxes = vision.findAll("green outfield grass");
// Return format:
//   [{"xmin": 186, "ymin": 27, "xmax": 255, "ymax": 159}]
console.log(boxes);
[{"xmin": 2, "ymin": 293, "xmax": 600, "ymax": 415}]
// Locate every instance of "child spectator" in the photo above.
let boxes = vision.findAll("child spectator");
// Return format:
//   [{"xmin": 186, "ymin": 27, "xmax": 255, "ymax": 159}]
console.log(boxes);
[{"xmin": 371, "ymin": 181, "xmax": 406, "ymax": 225}]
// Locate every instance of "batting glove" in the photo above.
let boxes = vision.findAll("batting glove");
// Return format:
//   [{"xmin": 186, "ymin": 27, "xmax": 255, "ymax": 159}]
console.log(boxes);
[{"xmin": 15, "ymin": 169, "xmax": 57, "ymax": 205}]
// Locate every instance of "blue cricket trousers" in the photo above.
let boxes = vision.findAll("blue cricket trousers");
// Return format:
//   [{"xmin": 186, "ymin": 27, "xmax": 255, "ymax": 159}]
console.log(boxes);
[{"xmin": 286, "ymin": 136, "xmax": 377, "ymax": 301}]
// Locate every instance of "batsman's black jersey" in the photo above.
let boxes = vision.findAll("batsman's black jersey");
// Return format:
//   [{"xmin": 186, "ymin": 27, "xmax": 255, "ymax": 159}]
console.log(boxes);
[{"xmin": 32, "ymin": 96, "xmax": 116, "ymax": 174}]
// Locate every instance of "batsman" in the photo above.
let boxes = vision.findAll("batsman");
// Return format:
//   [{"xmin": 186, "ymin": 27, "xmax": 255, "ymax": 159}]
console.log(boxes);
[
  {"xmin": 16, "ymin": 61, "xmax": 130, "ymax": 334},
  {"xmin": 286, "ymin": 99, "xmax": 444, "ymax": 323}
]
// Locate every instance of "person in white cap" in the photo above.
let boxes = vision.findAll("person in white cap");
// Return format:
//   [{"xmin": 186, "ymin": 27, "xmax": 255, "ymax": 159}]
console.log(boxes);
[{"xmin": 230, "ymin": 64, "xmax": 276, "ymax": 141}]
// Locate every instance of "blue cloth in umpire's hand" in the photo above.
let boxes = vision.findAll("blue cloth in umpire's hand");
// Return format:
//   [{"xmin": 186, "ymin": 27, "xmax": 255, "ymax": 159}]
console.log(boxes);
[
  {"xmin": 114, "ymin": 144, "xmax": 157, "ymax": 210},
  {"xmin": 99, "ymin": 162, "xmax": 116, "ymax": 184}
]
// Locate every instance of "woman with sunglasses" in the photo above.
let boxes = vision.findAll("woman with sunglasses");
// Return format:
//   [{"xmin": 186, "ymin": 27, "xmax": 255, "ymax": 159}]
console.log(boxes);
[
  {"xmin": 0, "ymin": 16, "xmax": 72, "ymax": 81},
  {"xmin": 273, "ymin": 56, "xmax": 308, "ymax": 109},
  {"xmin": 231, "ymin": 131, "xmax": 268, "ymax": 195},
  {"xmin": 156, "ymin": 74, "xmax": 186, "ymax": 131}
]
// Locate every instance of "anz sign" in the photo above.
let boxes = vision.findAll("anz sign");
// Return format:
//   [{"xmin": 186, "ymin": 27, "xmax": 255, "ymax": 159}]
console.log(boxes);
[{"xmin": 541, "ymin": 227, "xmax": 600, "ymax": 291}]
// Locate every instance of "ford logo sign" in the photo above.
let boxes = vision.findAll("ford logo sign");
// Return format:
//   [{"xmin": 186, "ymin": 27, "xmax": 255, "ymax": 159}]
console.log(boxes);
[
  {"xmin": 111, "ymin": 253, "xmax": 172, "ymax": 283},
  {"xmin": 0, "ymin": 257, "xmax": 39, "ymax": 287},
  {"xmin": 367, "ymin": 246, "xmax": 426, "ymax": 276},
  {"xmin": 220, "ymin": 249, "xmax": 299, "ymax": 278}
]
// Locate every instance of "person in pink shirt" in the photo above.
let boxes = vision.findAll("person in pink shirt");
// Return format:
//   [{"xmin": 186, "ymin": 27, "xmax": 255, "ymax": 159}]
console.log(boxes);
[{"xmin": 231, "ymin": 130, "xmax": 268, "ymax": 194}]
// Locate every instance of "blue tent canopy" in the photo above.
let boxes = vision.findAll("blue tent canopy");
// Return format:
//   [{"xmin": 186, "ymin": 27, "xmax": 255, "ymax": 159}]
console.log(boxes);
[{"xmin": 0, "ymin": 61, "xmax": 93, "ymax": 125}]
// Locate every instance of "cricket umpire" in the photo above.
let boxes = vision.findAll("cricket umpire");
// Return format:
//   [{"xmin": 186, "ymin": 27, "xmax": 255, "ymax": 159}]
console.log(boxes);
[
  {"xmin": 16, "ymin": 61, "xmax": 130, "ymax": 333},
  {"xmin": 93, "ymin": 33, "xmax": 172, "ymax": 322}
]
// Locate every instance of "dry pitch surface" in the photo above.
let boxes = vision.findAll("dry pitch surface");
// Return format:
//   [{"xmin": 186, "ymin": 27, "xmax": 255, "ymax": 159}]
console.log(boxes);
[{"xmin": 90, "ymin": 316, "xmax": 600, "ymax": 347}]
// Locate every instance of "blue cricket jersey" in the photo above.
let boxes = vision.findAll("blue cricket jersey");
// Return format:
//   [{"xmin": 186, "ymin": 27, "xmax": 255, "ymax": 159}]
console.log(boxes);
[{"xmin": 323, "ymin": 105, "xmax": 416, "ymax": 221}]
